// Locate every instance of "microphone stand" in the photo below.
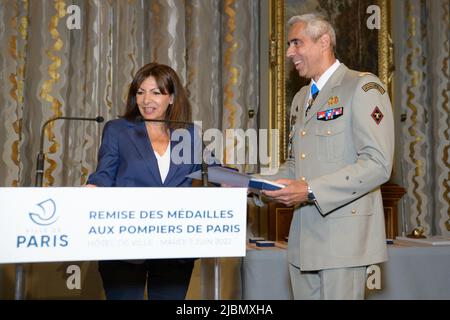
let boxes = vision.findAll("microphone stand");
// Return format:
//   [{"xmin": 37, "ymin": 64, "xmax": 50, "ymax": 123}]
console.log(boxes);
[
  {"xmin": 138, "ymin": 117, "xmax": 221, "ymax": 299},
  {"xmin": 35, "ymin": 116, "xmax": 104, "ymax": 188},
  {"xmin": 14, "ymin": 115, "xmax": 104, "ymax": 300}
]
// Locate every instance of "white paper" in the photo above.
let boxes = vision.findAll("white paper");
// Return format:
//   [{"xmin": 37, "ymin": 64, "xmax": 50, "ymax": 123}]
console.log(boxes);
[
  {"xmin": 395, "ymin": 236, "xmax": 450, "ymax": 246},
  {"xmin": 187, "ymin": 167, "xmax": 285, "ymax": 190},
  {"xmin": 187, "ymin": 166, "xmax": 251, "ymax": 187}
]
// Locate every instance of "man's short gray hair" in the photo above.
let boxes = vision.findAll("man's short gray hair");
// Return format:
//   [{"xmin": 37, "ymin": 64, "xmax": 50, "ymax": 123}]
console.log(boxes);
[{"xmin": 288, "ymin": 13, "xmax": 336, "ymax": 48}]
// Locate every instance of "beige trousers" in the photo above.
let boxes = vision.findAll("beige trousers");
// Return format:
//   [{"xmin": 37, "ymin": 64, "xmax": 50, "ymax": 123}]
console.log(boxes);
[{"xmin": 289, "ymin": 264, "xmax": 367, "ymax": 300}]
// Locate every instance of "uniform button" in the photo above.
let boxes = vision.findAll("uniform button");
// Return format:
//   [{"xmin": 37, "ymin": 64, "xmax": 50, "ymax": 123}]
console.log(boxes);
[
  {"xmin": 351, "ymin": 209, "xmax": 356, "ymax": 214},
  {"xmin": 301, "ymin": 131, "xmax": 306, "ymax": 136},
  {"xmin": 327, "ymin": 130, "xmax": 331, "ymax": 135},
  {"xmin": 301, "ymin": 153, "xmax": 306, "ymax": 159},
  {"xmin": 301, "ymin": 177, "xmax": 306, "ymax": 181}
]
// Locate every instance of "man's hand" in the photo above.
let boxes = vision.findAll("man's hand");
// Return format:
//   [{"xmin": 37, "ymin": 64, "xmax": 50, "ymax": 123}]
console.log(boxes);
[{"xmin": 262, "ymin": 179, "xmax": 308, "ymax": 207}]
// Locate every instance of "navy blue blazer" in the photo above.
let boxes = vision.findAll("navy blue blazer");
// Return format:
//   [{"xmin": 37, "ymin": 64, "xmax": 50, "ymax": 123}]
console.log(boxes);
[{"xmin": 87, "ymin": 118, "xmax": 203, "ymax": 187}]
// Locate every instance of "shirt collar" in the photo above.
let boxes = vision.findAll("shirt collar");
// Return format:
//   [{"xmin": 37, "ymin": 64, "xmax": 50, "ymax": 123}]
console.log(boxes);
[{"xmin": 311, "ymin": 59, "xmax": 341, "ymax": 92}]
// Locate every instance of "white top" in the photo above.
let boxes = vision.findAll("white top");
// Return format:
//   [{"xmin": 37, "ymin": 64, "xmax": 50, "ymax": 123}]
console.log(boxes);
[
  {"xmin": 309, "ymin": 59, "xmax": 341, "ymax": 98},
  {"xmin": 154, "ymin": 143, "xmax": 170, "ymax": 183}
]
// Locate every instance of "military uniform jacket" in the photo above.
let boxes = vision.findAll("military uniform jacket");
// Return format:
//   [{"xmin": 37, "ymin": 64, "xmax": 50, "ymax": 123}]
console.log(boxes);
[{"xmin": 274, "ymin": 64, "xmax": 394, "ymax": 271}]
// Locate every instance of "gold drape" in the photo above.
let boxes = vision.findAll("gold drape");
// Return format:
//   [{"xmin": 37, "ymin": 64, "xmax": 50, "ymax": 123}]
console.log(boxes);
[
  {"xmin": 0, "ymin": 0, "xmax": 260, "ymax": 187},
  {"xmin": 398, "ymin": 0, "xmax": 449, "ymax": 236},
  {"xmin": 0, "ymin": 0, "xmax": 259, "ymax": 299}
]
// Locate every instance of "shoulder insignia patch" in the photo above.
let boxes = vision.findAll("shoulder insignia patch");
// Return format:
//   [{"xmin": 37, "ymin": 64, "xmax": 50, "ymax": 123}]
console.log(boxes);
[
  {"xmin": 362, "ymin": 82, "xmax": 385, "ymax": 95},
  {"xmin": 371, "ymin": 106, "xmax": 384, "ymax": 125}
]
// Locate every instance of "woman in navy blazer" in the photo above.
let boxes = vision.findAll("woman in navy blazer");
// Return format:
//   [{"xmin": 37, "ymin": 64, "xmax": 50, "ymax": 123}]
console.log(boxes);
[{"xmin": 87, "ymin": 63, "xmax": 202, "ymax": 300}]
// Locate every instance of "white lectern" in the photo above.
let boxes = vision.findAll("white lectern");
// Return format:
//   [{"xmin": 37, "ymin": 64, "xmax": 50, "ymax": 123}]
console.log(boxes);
[{"xmin": 0, "ymin": 187, "xmax": 247, "ymax": 299}]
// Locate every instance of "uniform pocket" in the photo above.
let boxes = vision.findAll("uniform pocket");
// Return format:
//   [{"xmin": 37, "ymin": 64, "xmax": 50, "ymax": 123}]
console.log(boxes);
[
  {"xmin": 315, "ymin": 121, "xmax": 345, "ymax": 162},
  {"xmin": 326, "ymin": 195, "xmax": 374, "ymax": 219},
  {"xmin": 328, "ymin": 196, "xmax": 374, "ymax": 257}
]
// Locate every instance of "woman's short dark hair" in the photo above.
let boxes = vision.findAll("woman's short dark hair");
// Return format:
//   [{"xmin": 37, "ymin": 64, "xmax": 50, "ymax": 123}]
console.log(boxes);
[{"xmin": 122, "ymin": 62, "xmax": 192, "ymax": 129}]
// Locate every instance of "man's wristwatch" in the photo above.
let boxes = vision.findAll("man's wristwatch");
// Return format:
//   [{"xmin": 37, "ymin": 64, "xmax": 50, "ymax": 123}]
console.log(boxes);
[{"xmin": 307, "ymin": 185, "xmax": 316, "ymax": 203}]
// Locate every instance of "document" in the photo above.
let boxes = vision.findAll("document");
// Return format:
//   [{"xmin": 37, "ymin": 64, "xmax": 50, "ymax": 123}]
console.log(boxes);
[
  {"xmin": 186, "ymin": 166, "xmax": 285, "ymax": 191},
  {"xmin": 248, "ymin": 178, "xmax": 285, "ymax": 191},
  {"xmin": 394, "ymin": 236, "xmax": 450, "ymax": 246}
]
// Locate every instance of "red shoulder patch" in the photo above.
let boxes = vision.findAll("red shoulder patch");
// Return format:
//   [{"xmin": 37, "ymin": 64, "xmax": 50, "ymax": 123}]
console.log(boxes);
[{"xmin": 371, "ymin": 106, "xmax": 384, "ymax": 125}]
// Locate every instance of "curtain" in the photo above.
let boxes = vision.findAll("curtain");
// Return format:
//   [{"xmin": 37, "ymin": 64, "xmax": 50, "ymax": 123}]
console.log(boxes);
[
  {"xmin": 0, "ymin": 0, "xmax": 260, "ymax": 188},
  {"xmin": 394, "ymin": 0, "xmax": 449, "ymax": 236},
  {"xmin": 0, "ymin": 0, "xmax": 259, "ymax": 299}
]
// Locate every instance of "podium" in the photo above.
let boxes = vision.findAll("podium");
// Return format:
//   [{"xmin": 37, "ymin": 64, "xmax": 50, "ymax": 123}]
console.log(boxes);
[
  {"xmin": 0, "ymin": 187, "xmax": 247, "ymax": 298},
  {"xmin": 267, "ymin": 203, "xmax": 293, "ymax": 241},
  {"xmin": 380, "ymin": 183, "xmax": 406, "ymax": 239}
]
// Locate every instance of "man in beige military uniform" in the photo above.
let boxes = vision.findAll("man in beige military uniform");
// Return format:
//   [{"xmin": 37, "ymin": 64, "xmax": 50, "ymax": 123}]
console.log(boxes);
[{"xmin": 261, "ymin": 13, "xmax": 394, "ymax": 299}]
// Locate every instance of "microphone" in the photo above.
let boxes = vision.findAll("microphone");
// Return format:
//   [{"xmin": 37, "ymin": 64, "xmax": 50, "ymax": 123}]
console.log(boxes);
[
  {"xmin": 136, "ymin": 116, "xmax": 208, "ymax": 187},
  {"xmin": 35, "ymin": 115, "xmax": 104, "ymax": 187}
]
